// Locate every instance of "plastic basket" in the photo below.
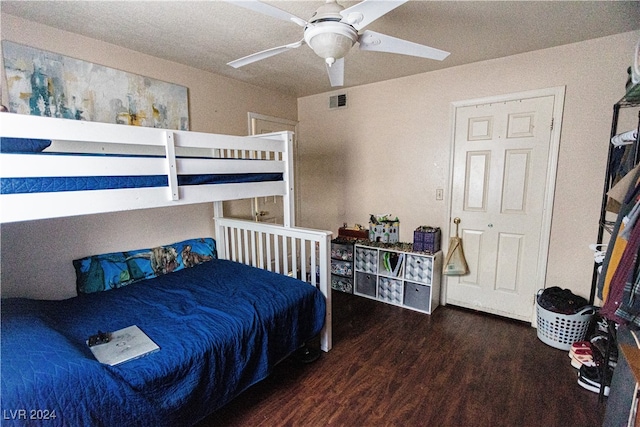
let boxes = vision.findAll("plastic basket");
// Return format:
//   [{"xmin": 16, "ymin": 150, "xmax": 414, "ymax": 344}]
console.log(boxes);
[{"xmin": 536, "ymin": 297, "xmax": 595, "ymax": 351}]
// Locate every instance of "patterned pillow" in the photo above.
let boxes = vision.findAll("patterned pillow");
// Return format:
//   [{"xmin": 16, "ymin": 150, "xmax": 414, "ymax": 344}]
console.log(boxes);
[{"xmin": 73, "ymin": 237, "xmax": 217, "ymax": 294}]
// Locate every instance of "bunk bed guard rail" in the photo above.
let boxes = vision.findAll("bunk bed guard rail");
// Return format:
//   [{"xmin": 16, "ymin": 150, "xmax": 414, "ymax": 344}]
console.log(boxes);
[
  {"xmin": 0, "ymin": 113, "xmax": 294, "ymax": 223},
  {"xmin": 214, "ymin": 217, "xmax": 333, "ymax": 352}
]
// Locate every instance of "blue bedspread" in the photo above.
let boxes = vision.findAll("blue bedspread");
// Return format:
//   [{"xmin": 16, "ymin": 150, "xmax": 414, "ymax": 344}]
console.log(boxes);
[{"xmin": 1, "ymin": 259, "xmax": 325, "ymax": 426}]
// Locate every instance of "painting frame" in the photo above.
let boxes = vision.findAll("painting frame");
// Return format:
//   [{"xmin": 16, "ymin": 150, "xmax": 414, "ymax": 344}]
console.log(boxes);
[{"xmin": 2, "ymin": 41, "xmax": 189, "ymax": 130}]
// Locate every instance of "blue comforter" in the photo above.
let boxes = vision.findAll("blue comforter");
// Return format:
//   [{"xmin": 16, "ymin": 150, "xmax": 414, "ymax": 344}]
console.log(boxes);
[{"xmin": 1, "ymin": 259, "xmax": 325, "ymax": 426}]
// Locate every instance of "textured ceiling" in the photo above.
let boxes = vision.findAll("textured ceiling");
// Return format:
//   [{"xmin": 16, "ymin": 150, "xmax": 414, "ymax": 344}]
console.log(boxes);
[{"xmin": 2, "ymin": 1, "xmax": 640, "ymax": 97}]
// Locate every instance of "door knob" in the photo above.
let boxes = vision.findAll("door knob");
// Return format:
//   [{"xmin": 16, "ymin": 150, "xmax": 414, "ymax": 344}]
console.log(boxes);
[{"xmin": 488, "ymin": 223, "xmax": 494, "ymax": 228}]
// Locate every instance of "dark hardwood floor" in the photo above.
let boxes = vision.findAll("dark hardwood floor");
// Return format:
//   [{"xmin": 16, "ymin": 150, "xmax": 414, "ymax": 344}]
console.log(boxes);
[{"xmin": 197, "ymin": 291, "xmax": 607, "ymax": 427}]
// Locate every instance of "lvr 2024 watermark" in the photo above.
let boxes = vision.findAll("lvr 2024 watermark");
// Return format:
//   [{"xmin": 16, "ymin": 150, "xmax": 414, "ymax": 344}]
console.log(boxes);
[{"xmin": 3, "ymin": 409, "xmax": 57, "ymax": 421}]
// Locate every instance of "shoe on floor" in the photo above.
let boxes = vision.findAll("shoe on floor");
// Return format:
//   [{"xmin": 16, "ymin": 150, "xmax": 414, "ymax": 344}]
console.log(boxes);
[
  {"xmin": 292, "ymin": 344, "xmax": 321, "ymax": 364},
  {"xmin": 577, "ymin": 375, "xmax": 610, "ymax": 396},
  {"xmin": 577, "ymin": 365, "xmax": 612, "ymax": 396},
  {"xmin": 570, "ymin": 341, "xmax": 591, "ymax": 352},
  {"xmin": 569, "ymin": 345, "xmax": 593, "ymax": 359},
  {"xmin": 571, "ymin": 353, "xmax": 596, "ymax": 369},
  {"xmin": 590, "ymin": 335, "xmax": 619, "ymax": 363}
]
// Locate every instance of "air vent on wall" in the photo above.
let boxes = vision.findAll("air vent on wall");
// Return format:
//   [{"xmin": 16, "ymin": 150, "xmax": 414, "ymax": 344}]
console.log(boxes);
[{"xmin": 329, "ymin": 93, "xmax": 347, "ymax": 109}]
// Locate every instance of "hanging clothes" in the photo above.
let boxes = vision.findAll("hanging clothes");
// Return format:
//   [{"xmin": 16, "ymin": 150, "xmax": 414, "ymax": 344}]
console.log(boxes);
[
  {"xmin": 598, "ymin": 166, "xmax": 640, "ymax": 301},
  {"xmin": 614, "ymin": 262, "xmax": 640, "ymax": 327},
  {"xmin": 599, "ymin": 162, "xmax": 640, "ymax": 325},
  {"xmin": 600, "ymin": 212, "xmax": 640, "ymax": 322},
  {"xmin": 601, "ymin": 221, "xmax": 629, "ymax": 300}
]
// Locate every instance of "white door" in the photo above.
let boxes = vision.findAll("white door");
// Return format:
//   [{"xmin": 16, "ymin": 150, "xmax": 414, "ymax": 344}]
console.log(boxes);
[
  {"xmin": 249, "ymin": 113, "xmax": 298, "ymax": 225},
  {"xmin": 445, "ymin": 88, "xmax": 564, "ymax": 322}
]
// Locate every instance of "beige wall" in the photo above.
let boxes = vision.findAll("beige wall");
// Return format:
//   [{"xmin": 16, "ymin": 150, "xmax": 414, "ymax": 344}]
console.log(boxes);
[
  {"xmin": 296, "ymin": 30, "xmax": 640, "ymax": 303},
  {"xmin": 2, "ymin": 13, "xmax": 638, "ymax": 306},
  {"xmin": 0, "ymin": 15, "xmax": 297, "ymax": 299}
]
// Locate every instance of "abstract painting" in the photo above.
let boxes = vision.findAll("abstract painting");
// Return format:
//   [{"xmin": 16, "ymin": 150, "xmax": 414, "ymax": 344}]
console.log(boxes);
[{"xmin": 2, "ymin": 41, "xmax": 189, "ymax": 130}]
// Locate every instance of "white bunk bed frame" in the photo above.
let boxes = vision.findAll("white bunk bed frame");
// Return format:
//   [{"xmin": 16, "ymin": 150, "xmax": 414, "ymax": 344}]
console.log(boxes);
[{"xmin": 0, "ymin": 113, "xmax": 332, "ymax": 351}]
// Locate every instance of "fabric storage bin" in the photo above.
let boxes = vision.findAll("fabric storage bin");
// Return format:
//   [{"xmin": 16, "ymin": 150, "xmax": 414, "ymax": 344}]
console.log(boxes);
[
  {"xmin": 355, "ymin": 247, "xmax": 378, "ymax": 273},
  {"xmin": 404, "ymin": 254, "xmax": 433, "ymax": 284},
  {"xmin": 413, "ymin": 227, "xmax": 441, "ymax": 253},
  {"xmin": 331, "ymin": 242, "xmax": 354, "ymax": 261},
  {"xmin": 331, "ymin": 274, "xmax": 353, "ymax": 294},
  {"xmin": 403, "ymin": 282, "xmax": 432, "ymax": 312},
  {"xmin": 536, "ymin": 300, "xmax": 595, "ymax": 350},
  {"xmin": 331, "ymin": 260, "xmax": 353, "ymax": 277},
  {"xmin": 355, "ymin": 272, "xmax": 377, "ymax": 297},
  {"xmin": 378, "ymin": 277, "xmax": 403, "ymax": 304}
]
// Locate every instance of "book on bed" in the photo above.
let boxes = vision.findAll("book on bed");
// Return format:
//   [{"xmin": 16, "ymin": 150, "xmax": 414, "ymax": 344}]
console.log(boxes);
[{"xmin": 87, "ymin": 325, "xmax": 160, "ymax": 366}]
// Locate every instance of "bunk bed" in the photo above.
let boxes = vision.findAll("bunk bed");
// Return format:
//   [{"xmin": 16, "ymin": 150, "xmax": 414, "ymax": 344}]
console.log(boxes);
[
  {"xmin": 0, "ymin": 113, "xmax": 332, "ymax": 426},
  {"xmin": 0, "ymin": 113, "xmax": 298, "ymax": 223}
]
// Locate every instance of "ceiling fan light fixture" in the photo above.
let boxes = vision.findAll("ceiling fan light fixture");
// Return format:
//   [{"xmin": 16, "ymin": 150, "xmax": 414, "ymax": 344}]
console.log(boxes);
[
  {"xmin": 304, "ymin": 22, "xmax": 357, "ymax": 65},
  {"xmin": 227, "ymin": 0, "xmax": 450, "ymax": 88}
]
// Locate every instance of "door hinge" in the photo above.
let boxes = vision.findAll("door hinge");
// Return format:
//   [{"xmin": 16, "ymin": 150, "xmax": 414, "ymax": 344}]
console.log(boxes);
[{"xmin": 550, "ymin": 118, "xmax": 554, "ymax": 131}]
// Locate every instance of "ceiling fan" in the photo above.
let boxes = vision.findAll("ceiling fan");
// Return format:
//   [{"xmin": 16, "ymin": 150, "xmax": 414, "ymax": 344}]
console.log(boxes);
[{"xmin": 226, "ymin": 0, "xmax": 450, "ymax": 87}]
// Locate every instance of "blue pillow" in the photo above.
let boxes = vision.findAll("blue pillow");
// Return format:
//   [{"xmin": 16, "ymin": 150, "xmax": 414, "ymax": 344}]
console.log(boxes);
[
  {"xmin": 73, "ymin": 238, "xmax": 217, "ymax": 294},
  {"xmin": 0, "ymin": 137, "xmax": 52, "ymax": 153}
]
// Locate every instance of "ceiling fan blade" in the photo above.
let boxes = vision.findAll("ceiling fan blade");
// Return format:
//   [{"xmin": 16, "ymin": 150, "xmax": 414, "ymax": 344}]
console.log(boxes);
[
  {"xmin": 358, "ymin": 30, "xmax": 450, "ymax": 61},
  {"xmin": 326, "ymin": 57, "xmax": 345, "ymax": 87},
  {"xmin": 228, "ymin": 40, "xmax": 304, "ymax": 68},
  {"xmin": 341, "ymin": 0, "xmax": 408, "ymax": 31},
  {"xmin": 225, "ymin": 0, "xmax": 307, "ymax": 26}
]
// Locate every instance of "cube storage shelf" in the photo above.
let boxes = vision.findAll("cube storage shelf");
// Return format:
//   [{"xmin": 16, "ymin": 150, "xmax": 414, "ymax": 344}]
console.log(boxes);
[{"xmin": 354, "ymin": 244, "xmax": 442, "ymax": 314}]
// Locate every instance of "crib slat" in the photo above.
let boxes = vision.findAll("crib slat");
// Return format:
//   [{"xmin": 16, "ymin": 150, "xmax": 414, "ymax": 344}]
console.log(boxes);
[
  {"xmin": 274, "ymin": 235, "xmax": 280, "ymax": 274},
  {"xmin": 266, "ymin": 233, "xmax": 273, "ymax": 272},
  {"xmin": 257, "ymin": 232, "xmax": 264, "ymax": 269},
  {"xmin": 300, "ymin": 240, "xmax": 307, "ymax": 283},
  {"xmin": 282, "ymin": 236, "xmax": 289, "ymax": 277}
]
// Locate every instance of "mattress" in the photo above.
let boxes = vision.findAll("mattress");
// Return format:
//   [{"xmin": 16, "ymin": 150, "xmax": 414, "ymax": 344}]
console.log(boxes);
[
  {"xmin": 1, "ymin": 172, "xmax": 283, "ymax": 194},
  {"xmin": 1, "ymin": 259, "xmax": 325, "ymax": 426}
]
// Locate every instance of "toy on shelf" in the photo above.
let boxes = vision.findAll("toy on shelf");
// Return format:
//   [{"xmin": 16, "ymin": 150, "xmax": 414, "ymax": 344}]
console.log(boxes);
[
  {"xmin": 413, "ymin": 226, "xmax": 441, "ymax": 253},
  {"xmin": 338, "ymin": 223, "xmax": 369, "ymax": 240},
  {"xmin": 369, "ymin": 214, "xmax": 400, "ymax": 243}
]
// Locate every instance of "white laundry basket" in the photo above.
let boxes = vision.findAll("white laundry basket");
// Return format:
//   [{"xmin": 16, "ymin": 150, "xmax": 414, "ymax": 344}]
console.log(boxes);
[{"xmin": 536, "ymin": 299, "xmax": 595, "ymax": 351}]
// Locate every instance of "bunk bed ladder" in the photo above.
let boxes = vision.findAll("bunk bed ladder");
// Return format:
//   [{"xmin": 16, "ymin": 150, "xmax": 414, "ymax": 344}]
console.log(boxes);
[{"xmin": 164, "ymin": 131, "xmax": 179, "ymax": 201}]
